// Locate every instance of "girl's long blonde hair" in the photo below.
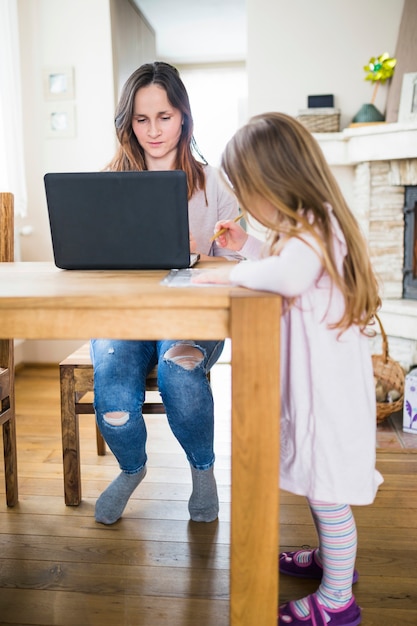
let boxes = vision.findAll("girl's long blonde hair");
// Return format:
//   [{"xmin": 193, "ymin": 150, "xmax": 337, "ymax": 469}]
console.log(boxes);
[{"xmin": 221, "ymin": 112, "xmax": 380, "ymax": 331}]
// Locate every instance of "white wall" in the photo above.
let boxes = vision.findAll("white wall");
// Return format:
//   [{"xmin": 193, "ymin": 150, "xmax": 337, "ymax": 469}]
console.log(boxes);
[
  {"xmin": 17, "ymin": 0, "xmax": 116, "ymax": 264},
  {"xmin": 247, "ymin": 0, "xmax": 404, "ymax": 128},
  {"xmin": 179, "ymin": 64, "xmax": 248, "ymax": 167},
  {"xmin": 246, "ymin": 0, "xmax": 404, "ymax": 210}
]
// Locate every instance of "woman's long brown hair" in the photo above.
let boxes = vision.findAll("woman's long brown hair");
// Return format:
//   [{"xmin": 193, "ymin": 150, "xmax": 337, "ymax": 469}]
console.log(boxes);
[
  {"xmin": 221, "ymin": 112, "xmax": 381, "ymax": 332},
  {"xmin": 107, "ymin": 62, "xmax": 206, "ymax": 200}
]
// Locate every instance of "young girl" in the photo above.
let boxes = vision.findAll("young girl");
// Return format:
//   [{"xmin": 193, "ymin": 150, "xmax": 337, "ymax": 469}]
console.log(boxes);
[
  {"xmin": 91, "ymin": 62, "xmax": 242, "ymax": 526},
  {"xmin": 194, "ymin": 112, "xmax": 383, "ymax": 626}
]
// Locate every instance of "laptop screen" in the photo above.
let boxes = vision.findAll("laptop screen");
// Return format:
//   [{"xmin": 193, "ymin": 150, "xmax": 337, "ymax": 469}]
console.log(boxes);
[{"xmin": 44, "ymin": 170, "xmax": 191, "ymax": 270}]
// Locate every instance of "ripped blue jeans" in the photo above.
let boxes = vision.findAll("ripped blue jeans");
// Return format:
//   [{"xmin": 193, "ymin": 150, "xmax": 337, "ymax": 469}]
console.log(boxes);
[{"xmin": 90, "ymin": 339, "xmax": 224, "ymax": 474}]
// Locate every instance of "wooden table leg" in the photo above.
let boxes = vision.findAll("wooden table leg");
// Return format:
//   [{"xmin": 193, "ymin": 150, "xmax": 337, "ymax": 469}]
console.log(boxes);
[
  {"xmin": 1, "ymin": 338, "xmax": 18, "ymax": 507},
  {"xmin": 3, "ymin": 405, "xmax": 18, "ymax": 507},
  {"xmin": 230, "ymin": 295, "xmax": 281, "ymax": 626},
  {"xmin": 60, "ymin": 364, "xmax": 81, "ymax": 505}
]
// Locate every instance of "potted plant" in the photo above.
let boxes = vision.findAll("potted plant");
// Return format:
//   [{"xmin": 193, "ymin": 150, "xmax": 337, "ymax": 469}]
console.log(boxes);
[{"xmin": 352, "ymin": 52, "xmax": 397, "ymax": 124}]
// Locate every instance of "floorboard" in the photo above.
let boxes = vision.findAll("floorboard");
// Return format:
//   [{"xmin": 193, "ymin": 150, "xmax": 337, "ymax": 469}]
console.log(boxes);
[{"xmin": 0, "ymin": 363, "xmax": 416, "ymax": 625}]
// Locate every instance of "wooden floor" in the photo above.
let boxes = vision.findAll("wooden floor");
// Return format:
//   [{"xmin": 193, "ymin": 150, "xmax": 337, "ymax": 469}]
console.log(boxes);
[{"xmin": 1, "ymin": 364, "xmax": 417, "ymax": 625}]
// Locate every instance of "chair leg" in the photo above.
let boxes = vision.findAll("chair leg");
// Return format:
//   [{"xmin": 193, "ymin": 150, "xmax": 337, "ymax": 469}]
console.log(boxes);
[
  {"xmin": 3, "ymin": 411, "xmax": 18, "ymax": 507},
  {"xmin": 95, "ymin": 422, "xmax": 106, "ymax": 456},
  {"xmin": 60, "ymin": 365, "xmax": 82, "ymax": 506}
]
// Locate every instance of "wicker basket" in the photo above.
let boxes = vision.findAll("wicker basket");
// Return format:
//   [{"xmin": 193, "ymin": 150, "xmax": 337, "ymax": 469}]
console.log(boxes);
[
  {"xmin": 372, "ymin": 314, "xmax": 405, "ymax": 424},
  {"xmin": 297, "ymin": 108, "xmax": 340, "ymax": 133}
]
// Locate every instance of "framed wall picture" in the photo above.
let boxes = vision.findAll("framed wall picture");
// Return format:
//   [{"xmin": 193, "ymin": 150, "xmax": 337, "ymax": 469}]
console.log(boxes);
[
  {"xmin": 43, "ymin": 67, "xmax": 75, "ymax": 101},
  {"xmin": 398, "ymin": 72, "xmax": 417, "ymax": 123},
  {"xmin": 45, "ymin": 103, "xmax": 76, "ymax": 138}
]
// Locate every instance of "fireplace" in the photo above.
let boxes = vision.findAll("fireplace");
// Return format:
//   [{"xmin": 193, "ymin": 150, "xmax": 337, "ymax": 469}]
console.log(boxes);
[
  {"xmin": 315, "ymin": 124, "xmax": 417, "ymax": 370},
  {"xmin": 403, "ymin": 186, "xmax": 417, "ymax": 300},
  {"xmin": 351, "ymin": 158, "xmax": 417, "ymax": 300}
]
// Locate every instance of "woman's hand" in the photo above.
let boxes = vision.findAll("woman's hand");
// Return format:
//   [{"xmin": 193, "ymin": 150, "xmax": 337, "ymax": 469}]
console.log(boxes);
[
  {"xmin": 189, "ymin": 230, "xmax": 224, "ymax": 262},
  {"xmin": 192, "ymin": 267, "xmax": 233, "ymax": 285},
  {"xmin": 212, "ymin": 219, "xmax": 248, "ymax": 251},
  {"xmin": 189, "ymin": 231, "xmax": 198, "ymax": 254}
]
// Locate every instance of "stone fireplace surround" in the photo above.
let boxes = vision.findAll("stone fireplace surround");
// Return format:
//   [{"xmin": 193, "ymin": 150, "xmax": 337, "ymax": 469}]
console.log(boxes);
[{"xmin": 316, "ymin": 123, "xmax": 417, "ymax": 370}]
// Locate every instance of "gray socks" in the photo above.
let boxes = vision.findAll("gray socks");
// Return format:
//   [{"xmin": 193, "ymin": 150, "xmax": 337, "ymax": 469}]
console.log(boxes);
[
  {"xmin": 188, "ymin": 464, "xmax": 219, "ymax": 522},
  {"xmin": 95, "ymin": 463, "xmax": 218, "ymax": 524},
  {"xmin": 95, "ymin": 465, "xmax": 147, "ymax": 525}
]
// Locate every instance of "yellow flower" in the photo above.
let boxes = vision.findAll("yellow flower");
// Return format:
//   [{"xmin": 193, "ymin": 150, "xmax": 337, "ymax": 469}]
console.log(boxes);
[{"xmin": 364, "ymin": 52, "xmax": 397, "ymax": 84}]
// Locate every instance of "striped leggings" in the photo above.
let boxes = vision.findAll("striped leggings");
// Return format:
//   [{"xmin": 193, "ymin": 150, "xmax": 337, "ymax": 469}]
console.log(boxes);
[{"xmin": 309, "ymin": 500, "xmax": 357, "ymax": 608}]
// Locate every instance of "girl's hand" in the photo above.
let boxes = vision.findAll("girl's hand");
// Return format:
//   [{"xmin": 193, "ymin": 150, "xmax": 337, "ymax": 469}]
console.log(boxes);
[
  {"xmin": 212, "ymin": 220, "xmax": 248, "ymax": 251},
  {"xmin": 192, "ymin": 268, "xmax": 233, "ymax": 285}
]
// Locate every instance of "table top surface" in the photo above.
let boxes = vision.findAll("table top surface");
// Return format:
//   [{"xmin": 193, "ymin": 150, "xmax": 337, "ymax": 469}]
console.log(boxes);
[
  {"xmin": 0, "ymin": 262, "xmax": 229, "ymax": 308},
  {"xmin": 0, "ymin": 262, "xmax": 280, "ymax": 340},
  {"xmin": 0, "ymin": 261, "xmax": 280, "ymax": 310}
]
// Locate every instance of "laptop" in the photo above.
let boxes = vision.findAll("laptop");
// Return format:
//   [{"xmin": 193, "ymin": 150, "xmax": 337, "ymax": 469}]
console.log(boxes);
[{"xmin": 44, "ymin": 170, "xmax": 199, "ymax": 270}]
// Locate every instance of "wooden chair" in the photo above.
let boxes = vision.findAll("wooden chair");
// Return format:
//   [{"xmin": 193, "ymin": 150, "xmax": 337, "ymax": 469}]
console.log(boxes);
[
  {"xmin": 60, "ymin": 343, "xmax": 165, "ymax": 505},
  {"xmin": 0, "ymin": 192, "xmax": 18, "ymax": 506}
]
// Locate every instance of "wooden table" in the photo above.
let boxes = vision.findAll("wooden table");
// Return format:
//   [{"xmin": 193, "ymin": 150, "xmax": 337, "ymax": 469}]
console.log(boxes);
[{"xmin": 0, "ymin": 261, "xmax": 281, "ymax": 625}]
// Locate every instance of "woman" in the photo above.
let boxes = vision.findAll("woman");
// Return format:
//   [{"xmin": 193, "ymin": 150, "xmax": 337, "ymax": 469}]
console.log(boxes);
[{"xmin": 91, "ymin": 62, "xmax": 241, "ymax": 525}]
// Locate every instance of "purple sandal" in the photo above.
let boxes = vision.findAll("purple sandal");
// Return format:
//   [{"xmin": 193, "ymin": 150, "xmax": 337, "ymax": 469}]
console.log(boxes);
[
  {"xmin": 279, "ymin": 594, "xmax": 362, "ymax": 625},
  {"xmin": 279, "ymin": 549, "xmax": 359, "ymax": 583}
]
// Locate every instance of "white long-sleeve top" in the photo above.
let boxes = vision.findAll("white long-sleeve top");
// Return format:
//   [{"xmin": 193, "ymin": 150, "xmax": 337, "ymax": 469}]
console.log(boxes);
[{"xmin": 230, "ymin": 212, "xmax": 383, "ymax": 505}]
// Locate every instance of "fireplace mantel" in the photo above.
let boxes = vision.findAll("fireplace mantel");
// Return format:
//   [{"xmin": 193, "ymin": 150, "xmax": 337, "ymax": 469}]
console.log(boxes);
[{"xmin": 315, "ymin": 122, "xmax": 417, "ymax": 166}]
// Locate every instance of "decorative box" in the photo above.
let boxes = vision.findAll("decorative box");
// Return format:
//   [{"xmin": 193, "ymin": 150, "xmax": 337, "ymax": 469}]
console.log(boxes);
[
  {"xmin": 403, "ymin": 368, "xmax": 417, "ymax": 434},
  {"xmin": 297, "ymin": 107, "xmax": 340, "ymax": 133}
]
